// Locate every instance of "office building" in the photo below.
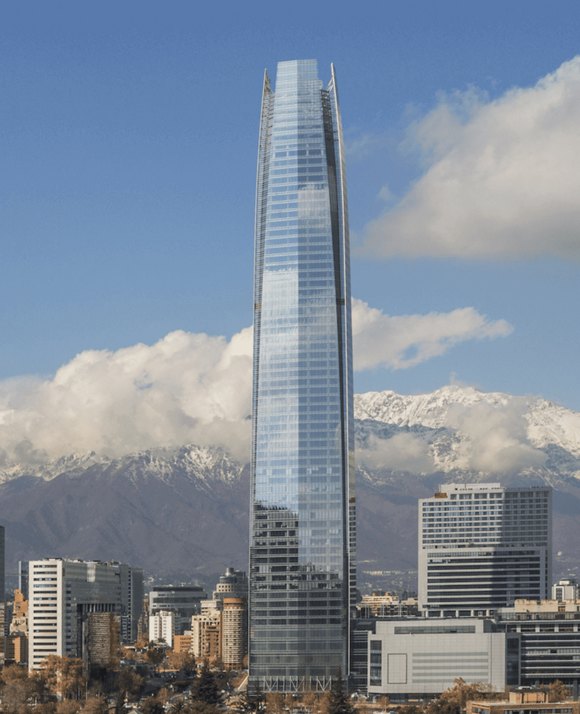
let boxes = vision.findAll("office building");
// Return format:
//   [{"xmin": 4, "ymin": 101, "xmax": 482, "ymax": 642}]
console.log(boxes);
[
  {"xmin": 497, "ymin": 599, "xmax": 580, "ymax": 694},
  {"xmin": 190, "ymin": 602, "xmax": 221, "ymax": 662},
  {"xmin": 109, "ymin": 562, "xmax": 143, "ymax": 644},
  {"xmin": 553, "ymin": 578, "xmax": 578, "ymax": 602},
  {"xmin": 149, "ymin": 610, "xmax": 175, "ymax": 648},
  {"xmin": 214, "ymin": 567, "xmax": 248, "ymax": 602},
  {"xmin": 222, "ymin": 596, "xmax": 246, "ymax": 669},
  {"xmin": 149, "ymin": 584, "xmax": 206, "ymax": 635},
  {"xmin": 86, "ymin": 612, "xmax": 119, "ymax": 669},
  {"xmin": 18, "ymin": 560, "xmax": 28, "ymax": 600},
  {"xmin": 249, "ymin": 58, "xmax": 355, "ymax": 692},
  {"xmin": 419, "ymin": 483, "xmax": 552, "ymax": 615},
  {"xmin": 367, "ymin": 618, "xmax": 510, "ymax": 698},
  {"xmin": 28, "ymin": 559, "xmax": 122, "ymax": 670}
]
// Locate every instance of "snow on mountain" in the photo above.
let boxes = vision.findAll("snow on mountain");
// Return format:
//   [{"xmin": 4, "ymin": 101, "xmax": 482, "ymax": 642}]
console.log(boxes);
[
  {"xmin": 0, "ymin": 385, "xmax": 578, "ymax": 484},
  {"xmin": 0, "ymin": 385, "xmax": 578, "ymax": 582},
  {"xmin": 354, "ymin": 385, "xmax": 580, "ymax": 477},
  {"xmin": 0, "ymin": 445, "xmax": 243, "ymax": 486}
]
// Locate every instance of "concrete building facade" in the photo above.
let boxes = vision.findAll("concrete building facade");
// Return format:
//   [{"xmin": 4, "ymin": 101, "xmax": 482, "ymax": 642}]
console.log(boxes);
[
  {"xmin": 367, "ymin": 618, "xmax": 509, "ymax": 698},
  {"xmin": 149, "ymin": 585, "xmax": 206, "ymax": 636},
  {"xmin": 419, "ymin": 483, "xmax": 552, "ymax": 616},
  {"xmin": 149, "ymin": 610, "xmax": 175, "ymax": 648},
  {"xmin": 28, "ymin": 559, "xmax": 122, "ymax": 670}
]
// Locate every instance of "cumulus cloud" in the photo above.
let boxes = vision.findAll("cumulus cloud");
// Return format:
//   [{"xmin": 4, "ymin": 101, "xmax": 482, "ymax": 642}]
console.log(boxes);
[
  {"xmin": 447, "ymin": 400, "xmax": 546, "ymax": 473},
  {"xmin": 358, "ymin": 432, "xmax": 435, "ymax": 473},
  {"xmin": 362, "ymin": 56, "xmax": 580, "ymax": 259},
  {"xmin": 352, "ymin": 298, "xmax": 512, "ymax": 370},
  {"xmin": 0, "ymin": 299, "xmax": 512, "ymax": 465},
  {"xmin": 356, "ymin": 389, "xmax": 547, "ymax": 476},
  {"xmin": 0, "ymin": 329, "xmax": 254, "ymax": 465}
]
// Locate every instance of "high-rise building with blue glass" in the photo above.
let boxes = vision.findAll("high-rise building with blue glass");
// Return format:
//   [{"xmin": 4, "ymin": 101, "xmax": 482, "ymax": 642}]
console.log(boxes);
[{"xmin": 249, "ymin": 59, "xmax": 355, "ymax": 693}]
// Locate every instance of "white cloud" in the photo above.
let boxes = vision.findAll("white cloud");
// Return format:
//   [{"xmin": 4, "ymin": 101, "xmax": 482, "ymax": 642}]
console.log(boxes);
[
  {"xmin": 358, "ymin": 432, "xmax": 435, "ymax": 473},
  {"xmin": 362, "ymin": 56, "xmax": 580, "ymax": 259},
  {"xmin": 351, "ymin": 298, "xmax": 512, "ymax": 370},
  {"xmin": 0, "ymin": 299, "xmax": 511, "ymax": 465},
  {"xmin": 447, "ymin": 400, "xmax": 546, "ymax": 473},
  {"xmin": 0, "ymin": 329, "xmax": 254, "ymax": 465}
]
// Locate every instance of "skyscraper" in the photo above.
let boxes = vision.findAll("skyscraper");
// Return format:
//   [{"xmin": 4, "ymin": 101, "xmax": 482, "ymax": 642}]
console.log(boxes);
[
  {"xmin": 249, "ymin": 59, "xmax": 355, "ymax": 692},
  {"xmin": 419, "ymin": 483, "xmax": 552, "ymax": 616}
]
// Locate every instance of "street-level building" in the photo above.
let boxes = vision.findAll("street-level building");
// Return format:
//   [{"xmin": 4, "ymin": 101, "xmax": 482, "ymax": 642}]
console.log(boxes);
[
  {"xmin": 497, "ymin": 599, "xmax": 580, "ymax": 695},
  {"xmin": 468, "ymin": 690, "xmax": 580, "ymax": 714},
  {"xmin": 553, "ymin": 579, "xmax": 579, "ymax": 602},
  {"xmin": 368, "ymin": 618, "xmax": 510, "ymax": 698}
]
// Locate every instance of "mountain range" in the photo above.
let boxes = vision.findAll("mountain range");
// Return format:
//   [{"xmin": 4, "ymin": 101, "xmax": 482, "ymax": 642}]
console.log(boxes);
[{"xmin": 1, "ymin": 385, "xmax": 579, "ymax": 592}]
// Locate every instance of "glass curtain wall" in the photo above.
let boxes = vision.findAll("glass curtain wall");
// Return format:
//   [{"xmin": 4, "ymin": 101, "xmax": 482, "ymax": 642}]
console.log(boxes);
[{"xmin": 249, "ymin": 59, "xmax": 355, "ymax": 693}]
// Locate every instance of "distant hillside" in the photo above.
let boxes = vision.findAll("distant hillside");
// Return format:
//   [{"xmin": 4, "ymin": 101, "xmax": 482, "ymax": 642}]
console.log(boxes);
[{"xmin": 1, "ymin": 386, "xmax": 578, "ymax": 592}]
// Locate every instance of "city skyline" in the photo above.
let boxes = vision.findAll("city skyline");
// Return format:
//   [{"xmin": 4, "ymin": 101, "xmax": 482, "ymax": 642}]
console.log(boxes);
[{"xmin": 1, "ymin": 2, "xmax": 579, "ymax": 475}]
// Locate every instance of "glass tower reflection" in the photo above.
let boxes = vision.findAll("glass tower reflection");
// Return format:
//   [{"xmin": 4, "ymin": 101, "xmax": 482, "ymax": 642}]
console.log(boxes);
[{"xmin": 249, "ymin": 60, "xmax": 355, "ymax": 693}]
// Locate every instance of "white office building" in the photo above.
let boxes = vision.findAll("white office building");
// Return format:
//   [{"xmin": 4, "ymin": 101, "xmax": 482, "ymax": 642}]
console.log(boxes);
[
  {"xmin": 368, "ymin": 619, "xmax": 508, "ymax": 697},
  {"xmin": 148, "ymin": 610, "xmax": 175, "ymax": 648},
  {"xmin": 419, "ymin": 483, "xmax": 551, "ymax": 616},
  {"xmin": 552, "ymin": 578, "xmax": 578, "ymax": 602},
  {"xmin": 28, "ymin": 559, "xmax": 122, "ymax": 670}
]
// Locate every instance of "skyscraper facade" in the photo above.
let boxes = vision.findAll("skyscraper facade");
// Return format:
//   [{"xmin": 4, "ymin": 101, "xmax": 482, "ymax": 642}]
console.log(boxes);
[
  {"xmin": 419, "ymin": 483, "xmax": 552, "ymax": 616},
  {"xmin": 249, "ymin": 59, "xmax": 355, "ymax": 692}
]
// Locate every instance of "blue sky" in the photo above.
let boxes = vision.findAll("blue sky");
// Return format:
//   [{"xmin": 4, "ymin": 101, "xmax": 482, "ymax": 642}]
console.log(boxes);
[{"xmin": 2, "ymin": 0, "xmax": 580, "ymax": 414}]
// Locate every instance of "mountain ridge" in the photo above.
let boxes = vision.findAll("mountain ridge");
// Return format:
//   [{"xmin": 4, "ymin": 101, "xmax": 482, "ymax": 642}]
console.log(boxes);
[{"xmin": 0, "ymin": 385, "xmax": 578, "ymax": 589}]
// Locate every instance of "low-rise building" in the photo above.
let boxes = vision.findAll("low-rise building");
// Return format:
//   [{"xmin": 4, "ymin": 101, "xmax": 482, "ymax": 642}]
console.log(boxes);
[
  {"xmin": 497, "ymin": 599, "xmax": 580, "ymax": 694},
  {"xmin": 173, "ymin": 632, "xmax": 193, "ymax": 655},
  {"xmin": 468, "ymin": 690, "xmax": 580, "ymax": 714},
  {"xmin": 368, "ymin": 618, "xmax": 510, "ymax": 699},
  {"xmin": 553, "ymin": 579, "xmax": 579, "ymax": 602}
]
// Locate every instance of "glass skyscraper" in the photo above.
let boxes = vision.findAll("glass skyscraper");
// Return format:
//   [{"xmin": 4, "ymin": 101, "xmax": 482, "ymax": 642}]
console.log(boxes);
[{"xmin": 249, "ymin": 60, "xmax": 355, "ymax": 692}]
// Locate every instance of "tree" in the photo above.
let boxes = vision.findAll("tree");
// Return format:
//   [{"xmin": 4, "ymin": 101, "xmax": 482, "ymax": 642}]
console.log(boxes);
[
  {"xmin": 322, "ymin": 673, "xmax": 354, "ymax": 714},
  {"xmin": 193, "ymin": 661, "xmax": 220, "ymax": 705},
  {"xmin": 141, "ymin": 695, "xmax": 166, "ymax": 714},
  {"xmin": 398, "ymin": 705, "xmax": 424, "ymax": 714},
  {"xmin": 167, "ymin": 649, "xmax": 197, "ymax": 675},
  {"xmin": 1, "ymin": 665, "xmax": 51, "ymax": 713},
  {"xmin": 543, "ymin": 681, "xmax": 571, "ymax": 702},
  {"xmin": 116, "ymin": 666, "xmax": 144, "ymax": 699},
  {"xmin": 180, "ymin": 702, "xmax": 222, "ymax": 714},
  {"xmin": 427, "ymin": 678, "xmax": 493, "ymax": 714},
  {"xmin": 41, "ymin": 656, "xmax": 86, "ymax": 701},
  {"xmin": 56, "ymin": 702, "xmax": 82, "ymax": 714},
  {"xmin": 265, "ymin": 692, "xmax": 285, "ymax": 714},
  {"xmin": 79, "ymin": 697, "xmax": 108, "ymax": 714},
  {"xmin": 146, "ymin": 643, "xmax": 166, "ymax": 667}
]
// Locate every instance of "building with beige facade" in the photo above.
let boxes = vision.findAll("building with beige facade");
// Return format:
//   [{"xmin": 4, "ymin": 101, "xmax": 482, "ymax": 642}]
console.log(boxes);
[{"xmin": 468, "ymin": 690, "xmax": 580, "ymax": 714}]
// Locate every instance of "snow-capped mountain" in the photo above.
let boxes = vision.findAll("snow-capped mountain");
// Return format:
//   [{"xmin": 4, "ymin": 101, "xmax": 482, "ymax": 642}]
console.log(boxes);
[
  {"xmin": 0, "ymin": 385, "xmax": 578, "ymax": 586},
  {"xmin": 354, "ymin": 385, "xmax": 580, "ymax": 478},
  {"xmin": 355, "ymin": 385, "xmax": 580, "ymax": 454}
]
